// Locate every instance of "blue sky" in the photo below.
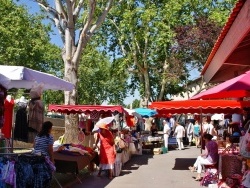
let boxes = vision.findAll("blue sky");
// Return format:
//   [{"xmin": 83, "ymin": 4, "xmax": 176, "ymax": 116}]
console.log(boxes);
[{"xmin": 17, "ymin": 0, "xmax": 63, "ymax": 47}]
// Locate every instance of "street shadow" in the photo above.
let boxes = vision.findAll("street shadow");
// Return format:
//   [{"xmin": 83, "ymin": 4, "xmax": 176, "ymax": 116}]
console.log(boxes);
[
  {"xmin": 172, "ymin": 158, "xmax": 196, "ymax": 170},
  {"xmin": 119, "ymin": 170, "xmax": 132, "ymax": 176},
  {"xmin": 122, "ymin": 154, "xmax": 154, "ymax": 171}
]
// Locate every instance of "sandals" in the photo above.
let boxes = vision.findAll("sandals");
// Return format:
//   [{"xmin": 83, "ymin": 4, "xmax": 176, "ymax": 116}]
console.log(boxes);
[
  {"xmin": 194, "ymin": 177, "xmax": 202, "ymax": 181},
  {"xmin": 188, "ymin": 166, "xmax": 195, "ymax": 172}
]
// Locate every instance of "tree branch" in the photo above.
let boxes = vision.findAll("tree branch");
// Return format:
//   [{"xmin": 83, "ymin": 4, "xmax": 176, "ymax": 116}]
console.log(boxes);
[
  {"xmin": 73, "ymin": 0, "xmax": 113, "ymax": 66},
  {"xmin": 55, "ymin": 0, "xmax": 68, "ymax": 20},
  {"xmin": 108, "ymin": 18, "xmax": 127, "ymax": 56},
  {"xmin": 89, "ymin": 0, "xmax": 113, "ymax": 34},
  {"xmin": 36, "ymin": 1, "xmax": 65, "ymax": 43},
  {"xmin": 73, "ymin": 0, "xmax": 84, "ymax": 21}
]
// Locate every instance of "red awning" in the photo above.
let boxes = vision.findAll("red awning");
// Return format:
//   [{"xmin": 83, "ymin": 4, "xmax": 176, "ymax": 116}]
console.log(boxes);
[
  {"xmin": 48, "ymin": 104, "xmax": 125, "ymax": 114},
  {"xmin": 149, "ymin": 100, "xmax": 250, "ymax": 115}
]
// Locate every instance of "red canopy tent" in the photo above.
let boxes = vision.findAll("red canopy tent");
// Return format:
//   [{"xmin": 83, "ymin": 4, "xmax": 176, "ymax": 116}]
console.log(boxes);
[
  {"xmin": 149, "ymin": 100, "xmax": 250, "ymax": 116},
  {"xmin": 48, "ymin": 104, "xmax": 126, "ymax": 115}
]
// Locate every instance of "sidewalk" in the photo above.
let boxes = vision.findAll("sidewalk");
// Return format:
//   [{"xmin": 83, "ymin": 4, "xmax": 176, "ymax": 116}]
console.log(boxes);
[{"xmin": 66, "ymin": 146, "xmax": 202, "ymax": 188}]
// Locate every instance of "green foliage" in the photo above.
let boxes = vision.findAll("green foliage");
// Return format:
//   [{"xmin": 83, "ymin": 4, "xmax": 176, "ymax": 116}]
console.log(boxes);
[
  {"xmin": 96, "ymin": 0, "xmax": 236, "ymax": 101},
  {"xmin": 0, "ymin": 1, "xmax": 64, "ymax": 105},
  {"xmin": 0, "ymin": 1, "xmax": 61, "ymax": 72},
  {"xmin": 77, "ymin": 45, "xmax": 129, "ymax": 105},
  {"xmin": 132, "ymin": 99, "xmax": 140, "ymax": 109}
]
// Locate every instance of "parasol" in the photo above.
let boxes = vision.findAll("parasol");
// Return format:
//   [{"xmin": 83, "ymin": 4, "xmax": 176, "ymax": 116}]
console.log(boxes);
[
  {"xmin": 191, "ymin": 70, "xmax": 250, "ymax": 100},
  {"xmin": 134, "ymin": 108, "xmax": 157, "ymax": 117},
  {"xmin": 124, "ymin": 108, "xmax": 142, "ymax": 118},
  {"xmin": 92, "ymin": 116, "xmax": 115, "ymax": 132}
]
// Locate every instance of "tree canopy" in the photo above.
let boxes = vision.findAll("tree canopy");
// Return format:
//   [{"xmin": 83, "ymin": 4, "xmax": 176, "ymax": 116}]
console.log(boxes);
[
  {"xmin": 0, "ymin": 1, "xmax": 61, "ymax": 71},
  {"xmin": 96, "ymin": 0, "xmax": 237, "ymax": 102}
]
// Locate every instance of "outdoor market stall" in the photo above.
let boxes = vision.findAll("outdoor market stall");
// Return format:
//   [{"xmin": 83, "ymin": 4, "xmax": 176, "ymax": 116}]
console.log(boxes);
[
  {"xmin": 0, "ymin": 65, "xmax": 74, "ymax": 188},
  {"xmin": 0, "ymin": 65, "xmax": 74, "ymax": 147},
  {"xmin": 197, "ymin": 1, "xmax": 250, "ymax": 186},
  {"xmin": 150, "ymin": 99, "xmax": 250, "ymax": 187},
  {"xmin": 52, "ymin": 148, "xmax": 98, "ymax": 186},
  {"xmin": 48, "ymin": 104, "xmax": 131, "ymax": 177}
]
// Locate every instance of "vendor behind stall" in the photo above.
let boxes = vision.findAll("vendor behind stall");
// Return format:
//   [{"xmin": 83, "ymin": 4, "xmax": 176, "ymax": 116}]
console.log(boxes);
[{"xmin": 151, "ymin": 122, "xmax": 158, "ymax": 137}]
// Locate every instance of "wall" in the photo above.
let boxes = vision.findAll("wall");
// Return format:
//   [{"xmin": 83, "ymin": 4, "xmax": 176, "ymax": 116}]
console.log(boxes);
[{"xmin": 171, "ymin": 77, "xmax": 207, "ymax": 100}]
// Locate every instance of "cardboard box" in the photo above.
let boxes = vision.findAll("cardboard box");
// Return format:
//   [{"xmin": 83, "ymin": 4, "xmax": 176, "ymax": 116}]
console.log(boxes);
[{"xmin": 153, "ymin": 148, "xmax": 162, "ymax": 155}]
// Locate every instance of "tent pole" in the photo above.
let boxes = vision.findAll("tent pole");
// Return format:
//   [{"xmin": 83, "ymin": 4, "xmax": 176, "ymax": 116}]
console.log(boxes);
[{"xmin": 199, "ymin": 107, "xmax": 203, "ymax": 154}]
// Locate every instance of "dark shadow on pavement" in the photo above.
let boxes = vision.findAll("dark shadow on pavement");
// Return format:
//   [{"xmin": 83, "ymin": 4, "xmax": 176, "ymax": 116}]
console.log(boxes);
[
  {"xmin": 122, "ymin": 154, "xmax": 154, "ymax": 171},
  {"xmin": 172, "ymin": 158, "xmax": 196, "ymax": 170},
  {"xmin": 119, "ymin": 170, "xmax": 132, "ymax": 176},
  {"xmin": 55, "ymin": 154, "xmax": 154, "ymax": 188}
]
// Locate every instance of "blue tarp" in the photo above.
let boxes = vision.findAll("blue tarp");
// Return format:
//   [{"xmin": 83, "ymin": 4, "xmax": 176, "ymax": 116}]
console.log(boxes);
[{"xmin": 134, "ymin": 108, "xmax": 157, "ymax": 117}]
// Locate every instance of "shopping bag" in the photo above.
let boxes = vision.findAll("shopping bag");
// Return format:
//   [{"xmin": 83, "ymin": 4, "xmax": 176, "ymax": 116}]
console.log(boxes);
[
  {"xmin": 161, "ymin": 146, "xmax": 168, "ymax": 154},
  {"xmin": 239, "ymin": 126, "xmax": 250, "ymax": 159}
]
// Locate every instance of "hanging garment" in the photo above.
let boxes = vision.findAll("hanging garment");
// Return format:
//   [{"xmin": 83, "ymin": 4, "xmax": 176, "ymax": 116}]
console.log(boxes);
[
  {"xmin": 28, "ymin": 99, "xmax": 44, "ymax": 143},
  {"xmin": 2, "ymin": 99, "xmax": 14, "ymax": 139},
  {"xmin": 14, "ymin": 102, "xmax": 28, "ymax": 142},
  {"xmin": 126, "ymin": 116, "xmax": 135, "ymax": 127},
  {"xmin": 90, "ymin": 111, "xmax": 100, "ymax": 121},
  {"xmin": 0, "ymin": 89, "xmax": 6, "ymax": 129}
]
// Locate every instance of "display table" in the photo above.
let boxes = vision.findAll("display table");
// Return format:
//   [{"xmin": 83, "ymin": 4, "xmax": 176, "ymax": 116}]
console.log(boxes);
[
  {"xmin": 53, "ymin": 151, "xmax": 97, "ymax": 187},
  {"xmin": 217, "ymin": 147, "xmax": 241, "ymax": 180},
  {"xmin": 53, "ymin": 151, "xmax": 97, "ymax": 174}
]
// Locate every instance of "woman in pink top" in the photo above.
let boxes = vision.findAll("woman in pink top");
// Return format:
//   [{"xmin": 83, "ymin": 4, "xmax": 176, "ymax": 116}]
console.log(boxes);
[{"xmin": 188, "ymin": 133, "xmax": 218, "ymax": 181}]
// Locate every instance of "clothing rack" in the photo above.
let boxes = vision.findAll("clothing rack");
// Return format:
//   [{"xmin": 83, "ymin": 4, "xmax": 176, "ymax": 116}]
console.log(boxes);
[{"xmin": 0, "ymin": 146, "xmax": 33, "ymax": 155}]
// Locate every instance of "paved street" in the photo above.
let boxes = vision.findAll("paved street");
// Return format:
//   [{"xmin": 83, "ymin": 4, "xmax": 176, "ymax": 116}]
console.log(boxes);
[{"xmin": 69, "ymin": 146, "xmax": 202, "ymax": 188}]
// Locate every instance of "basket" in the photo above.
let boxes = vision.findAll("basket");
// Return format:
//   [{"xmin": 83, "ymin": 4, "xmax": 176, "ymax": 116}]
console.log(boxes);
[{"xmin": 221, "ymin": 155, "xmax": 242, "ymax": 179}]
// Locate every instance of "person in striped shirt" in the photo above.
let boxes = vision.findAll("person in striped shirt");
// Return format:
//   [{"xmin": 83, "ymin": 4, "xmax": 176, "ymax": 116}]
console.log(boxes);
[{"xmin": 33, "ymin": 121, "xmax": 54, "ymax": 163}]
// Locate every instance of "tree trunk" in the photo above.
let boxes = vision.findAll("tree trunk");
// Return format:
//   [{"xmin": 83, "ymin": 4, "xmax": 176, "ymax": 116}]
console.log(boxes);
[
  {"xmin": 158, "ymin": 78, "xmax": 167, "ymax": 101},
  {"xmin": 63, "ymin": 52, "xmax": 80, "ymax": 144}
]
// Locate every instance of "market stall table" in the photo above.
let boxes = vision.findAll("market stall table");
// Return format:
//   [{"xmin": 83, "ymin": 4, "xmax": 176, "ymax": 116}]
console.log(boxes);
[{"xmin": 53, "ymin": 151, "xmax": 98, "ymax": 187}]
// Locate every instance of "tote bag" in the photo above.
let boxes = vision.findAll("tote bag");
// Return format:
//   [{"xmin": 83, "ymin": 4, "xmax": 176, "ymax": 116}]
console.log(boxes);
[{"xmin": 239, "ymin": 126, "xmax": 250, "ymax": 159}]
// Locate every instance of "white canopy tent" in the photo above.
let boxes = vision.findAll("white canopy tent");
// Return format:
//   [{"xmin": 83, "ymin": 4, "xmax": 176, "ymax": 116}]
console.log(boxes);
[
  {"xmin": 0, "ymin": 65, "xmax": 74, "ymax": 152},
  {"xmin": 0, "ymin": 65, "xmax": 74, "ymax": 91}
]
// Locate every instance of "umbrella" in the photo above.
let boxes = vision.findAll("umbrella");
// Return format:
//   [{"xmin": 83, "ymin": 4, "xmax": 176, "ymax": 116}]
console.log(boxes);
[
  {"xmin": 124, "ymin": 108, "xmax": 142, "ymax": 118},
  {"xmin": 92, "ymin": 116, "xmax": 114, "ymax": 132},
  {"xmin": 191, "ymin": 70, "xmax": 250, "ymax": 100},
  {"xmin": 0, "ymin": 65, "xmax": 74, "ymax": 91},
  {"xmin": 134, "ymin": 108, "xmax": 157, "ymax": 117}
]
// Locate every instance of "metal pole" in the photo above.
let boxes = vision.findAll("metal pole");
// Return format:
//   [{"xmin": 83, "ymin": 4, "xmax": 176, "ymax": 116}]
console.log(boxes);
[{"xmin": 200, "ymin": 107, "xmax": 203, "ymax": 154}]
